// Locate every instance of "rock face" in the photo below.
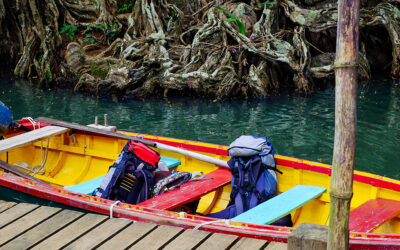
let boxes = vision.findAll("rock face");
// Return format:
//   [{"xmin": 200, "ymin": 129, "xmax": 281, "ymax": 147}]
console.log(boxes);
[{"xmin": 0, "ymin": 0, "xmax": 399, "ymax": 99}]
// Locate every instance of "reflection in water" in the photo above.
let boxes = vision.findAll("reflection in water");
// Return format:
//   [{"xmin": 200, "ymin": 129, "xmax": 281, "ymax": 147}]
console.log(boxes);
[{"xmin": 1, "ymin": 80, "xmax": 399, "ymax": 179}]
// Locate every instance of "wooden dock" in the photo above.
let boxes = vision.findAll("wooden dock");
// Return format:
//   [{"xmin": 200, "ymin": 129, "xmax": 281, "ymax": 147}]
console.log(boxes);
[{"xmin": 0, "ymin": 200, "xmax": 287, "ymax": 249}]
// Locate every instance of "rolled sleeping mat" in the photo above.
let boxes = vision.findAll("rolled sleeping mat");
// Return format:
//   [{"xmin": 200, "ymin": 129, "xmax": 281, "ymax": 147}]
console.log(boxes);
[{"xmin": 0, "ymin": 101, "xmax": 13, "ymax": 136}]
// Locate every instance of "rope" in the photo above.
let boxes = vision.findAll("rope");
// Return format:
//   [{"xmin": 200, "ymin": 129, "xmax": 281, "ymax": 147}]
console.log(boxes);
[
  {"xmin": 13, "ymin": 137, "xmax": 50, "ymax": 176},
  {"xmin": 21, "ymin": 117, "xmax": 37, "ymax": 130},
  {"xmin": 109, "ymin": 200, "xmax": 120, "ymax": 218},
  {"xmin": 193, "ymin": 219, "xmax": 231, "ymax": 230}
]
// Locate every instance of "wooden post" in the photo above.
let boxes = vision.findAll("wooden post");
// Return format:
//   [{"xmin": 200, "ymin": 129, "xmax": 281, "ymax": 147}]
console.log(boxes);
[
  {"xmin": 288, "ymin": 223, "xmax": 328, "ymax": 249},
  {"xmin": 328, "ymin": 0, "xmax": 360, "ymax": 249}
]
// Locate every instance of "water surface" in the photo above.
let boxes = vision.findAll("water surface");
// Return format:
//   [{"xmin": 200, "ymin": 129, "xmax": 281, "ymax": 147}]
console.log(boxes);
[{"xmin": 1, "ymin": 80, "xmax": 399, "ymax": 179}]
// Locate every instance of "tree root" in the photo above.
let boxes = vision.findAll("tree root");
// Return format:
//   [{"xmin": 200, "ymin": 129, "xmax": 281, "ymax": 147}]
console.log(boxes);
[{"xmin": 1, "ymin": 0, "xmax": 400, "ymax": 98}]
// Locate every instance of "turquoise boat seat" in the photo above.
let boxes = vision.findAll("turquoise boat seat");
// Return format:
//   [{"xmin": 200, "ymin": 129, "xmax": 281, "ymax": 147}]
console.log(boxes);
[
  {"xmin": 231, "ymin": 185, "xmax": 326, "ymax": 225},
  {"xmin": 64, "ymin": 157, "xmax": 181, "ymax": 194}
]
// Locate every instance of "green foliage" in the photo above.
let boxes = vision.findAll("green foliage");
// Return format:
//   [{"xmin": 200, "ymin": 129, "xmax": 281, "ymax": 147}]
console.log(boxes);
[
  {"xmin": 60, "ymin": 25, "xmax": 77, "ymax": 40},
  {"xmin": 118, "ymin": 1, "xmax": 135, "ymax": 13},
  {"xmin": 96, "ymin": 23, "xmax": 119, "ymax": 38},
  {"xmin": 215, "ymin": 6, "xmax": 246, "ymax": 35},
  {"xmin": 83, "ymin": 34, "xmax": 95, "ymax": 44}
]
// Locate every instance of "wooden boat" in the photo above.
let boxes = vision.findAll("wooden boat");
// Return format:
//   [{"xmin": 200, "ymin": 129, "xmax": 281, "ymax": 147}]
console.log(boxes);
[{"xmin": 1, "ymin": 117, "xmax": 400, "ymax": 248}]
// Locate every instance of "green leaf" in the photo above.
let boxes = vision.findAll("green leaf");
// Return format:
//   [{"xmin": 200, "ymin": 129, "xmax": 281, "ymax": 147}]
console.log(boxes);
[
  {"xmin": 71, "ymin": 26, "xmax": 77, "ymax": 32},
  {"xmin": 97, "ymin": 24, "xmax": 105, "ymax": 29},
  {"xmin": 83, "ymin": 38, "xmax": 89, "ymax": 42},
  {"xmin": 216, "ymin": 6, "xmax": 246, "ymax": 35},
  {"xmin": 90, "ymin": 39, "xmax": 94, "ymax": 44},
  {"xmin": 215, "ymin": 6, "xmax": 233, "ymax": 17},
  {"xmin": 60, "ymin": 25, "xmax": 70, "ymax": 34},
  {"xmin": 123, "ymin": 3, "xmax": 127, "ymax": 7},
  {"xmin": 86, "ymin": 34, "xmax": 92, "ymax": 37},
  {"xmin": 106, "ymin": 29, "xmax": 111, "ymax": 34},
  {"xmin": 111, "ymin": 33, "xmax": 115, "ymax": 37},
  {"xmin": 226, "ymin": 17, "xmax": 236, "ymax": 23},
  {"xmin": 237, "ymin": 21, "xmax": 246, "ymax": 35}
]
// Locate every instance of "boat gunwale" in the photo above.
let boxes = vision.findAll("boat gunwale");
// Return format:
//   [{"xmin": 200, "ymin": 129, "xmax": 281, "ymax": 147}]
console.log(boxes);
[{"xmin": 2, "ymin": 166, "xmax": 400, "ymax": 248}]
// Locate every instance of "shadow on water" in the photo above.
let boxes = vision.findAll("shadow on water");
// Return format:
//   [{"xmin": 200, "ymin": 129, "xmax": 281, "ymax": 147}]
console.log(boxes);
[{"xmin": 1, "ymin": 79, "xmax": 399, "ymax": 179}]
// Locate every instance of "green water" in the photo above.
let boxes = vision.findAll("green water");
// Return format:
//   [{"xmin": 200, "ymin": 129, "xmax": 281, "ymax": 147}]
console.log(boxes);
[{"xmin": 1, "ymin": 80, "xmax": 400, "ymax": 179}]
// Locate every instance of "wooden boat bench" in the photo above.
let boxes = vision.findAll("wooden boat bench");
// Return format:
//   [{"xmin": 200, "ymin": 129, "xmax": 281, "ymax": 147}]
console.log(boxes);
[
  {"xmin": 137, "ymin": 168, "xmax": 231, "ymax": 210},
  {"xmin": 231, "ymin": 185, "xmax": 327, "ymax": 225},
  {"xmin": 64, "ymin": 157, "xmax": 181, "ymax": 194},
  {"xmin": 0, "ymin": 126, "xmax": 68, "ymax": 154},
  {"xmin": 349, "ymin": 198, "xmax": 400, "ymax": 233}
]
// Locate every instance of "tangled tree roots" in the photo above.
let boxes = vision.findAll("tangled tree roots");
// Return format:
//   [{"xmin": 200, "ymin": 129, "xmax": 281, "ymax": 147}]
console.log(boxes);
[{"xmin": 1, "ymin": 0, "xmax": 400, "ymax": 99}]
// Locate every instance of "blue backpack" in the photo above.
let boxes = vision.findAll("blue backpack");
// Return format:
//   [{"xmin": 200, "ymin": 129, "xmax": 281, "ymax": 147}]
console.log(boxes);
[
  {"xmin": 0, "ymin": 101, "xmax": 12, "ymax": 136},
  {"xmin": 208, "ymin": 135, "xmax": 292, "ymax": 227},
  {"xmin": 95, "ymin": 140, "xmax": 160, "ymax": 204}
]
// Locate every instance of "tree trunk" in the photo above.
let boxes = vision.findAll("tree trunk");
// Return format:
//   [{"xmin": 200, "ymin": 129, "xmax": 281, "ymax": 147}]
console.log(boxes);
[{"xmin": 327, "ymin": 0, "xmax": 360, "ymax": 249}]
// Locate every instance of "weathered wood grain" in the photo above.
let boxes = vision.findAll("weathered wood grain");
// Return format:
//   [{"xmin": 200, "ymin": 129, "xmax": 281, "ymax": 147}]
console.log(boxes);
[
  {"xmin": 0, "ymin": 206, "xmax": 60, "ymax": 246},
  {"xmin": 230, "ymin": 237, "xmax": 268, "ymax": 250},
  {"xmin": 32, "ymin": 213, "xmax": 108, "ymax": 250},
  {"xmin": 163, "ymin": 229, "xmax": 210, "ymax": 250},
  {"xmin": 288, "ymin": 223, "xmax": 328, "ymax": 250},
  {"xmin": 64, "ymin": 217, "xmax": 132, "ymax": 250},
  {"xmin": 0, "ymin": 200, "xmax": 17, "ymax": 213},
  {"xmin": 0, "ymin": 203, "xmax": 38, "ymax": 229},
  {"xmin": 129, "ymin": 225, "xmax": 184, "ymax": 250},
  {"xmin": 196, "ymin": 232, "xmax": 238, "ymax": 250},
  {"xmin": 98, "ymin": 221, "xmax": 157, "ymax": 250},
  {"xmin": 265, "ymin": 241, "xmax": 288, "ymax": 250},
  {"xmin": 2, "ymin": 209, "xmax": 83, "ymax": 249}
]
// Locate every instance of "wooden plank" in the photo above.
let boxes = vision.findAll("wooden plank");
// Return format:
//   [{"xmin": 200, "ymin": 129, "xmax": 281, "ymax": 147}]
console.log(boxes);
[
  {"xmin": 138, "ymin": 168, "xmax": 231, "ymax": 210},
  {"xmin": 64, "ymin": 218, "xmax": 132, "ymax": 250},
  {"xmin": 349, "ymin": 198, "xmax": 400, "ymax": 233},
  {"xmin": 0, "ymin": 203, "xmax": 39, "ymax": 229},
  {"xmin": 163, "ymin": 229, "xmax": 210, "ymax": 250},
  {"xmin": 0, "ymin": 125, "xmax": 68, "ymax": 154},
  {"xmin": 196, "ymin": 233, "xmax": 238, "ymax": 250},
  {"xmin": 129, "ymin": 225, "xmax": 183, "ymax": 250},
  {"xmin": 2, "ymin": 209, "xmax": 83, "ymax": 249},
  {"xmin": 232, "ymin": 185, "xmax": 326, "ymax": 225},
  {"xmin": 32, "ymin": 213, "xmax": 108, "ymax": 250},
  {"xmin": 230, "ymin": 237, "xmax": 268, "ymax": 250},
  {"xmin": 0, "ymin": 206, "xmax": 60, "ymax": 246},
  {"xmin": 266, "ymin": 242, "xmax": 288, "ymax": 250},
  {"xmin": 0, "ymin": 200, "xmax": 17, "ymax": 213},
  {"xmin": 97, "ymin": 221, "xmax": 157, "ymax": 250}
]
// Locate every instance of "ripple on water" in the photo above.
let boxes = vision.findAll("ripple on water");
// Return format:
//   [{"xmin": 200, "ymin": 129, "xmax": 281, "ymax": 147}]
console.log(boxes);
[{"xmin": 1, "ymin": 80, "xmax": 399, "ymax": 179}]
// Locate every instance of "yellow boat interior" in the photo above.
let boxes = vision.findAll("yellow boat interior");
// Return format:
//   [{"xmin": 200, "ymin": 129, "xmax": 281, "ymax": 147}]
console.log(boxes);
[{"xmin": 2, "ymin": 129, "xmax": 400, "ymax": 233}]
